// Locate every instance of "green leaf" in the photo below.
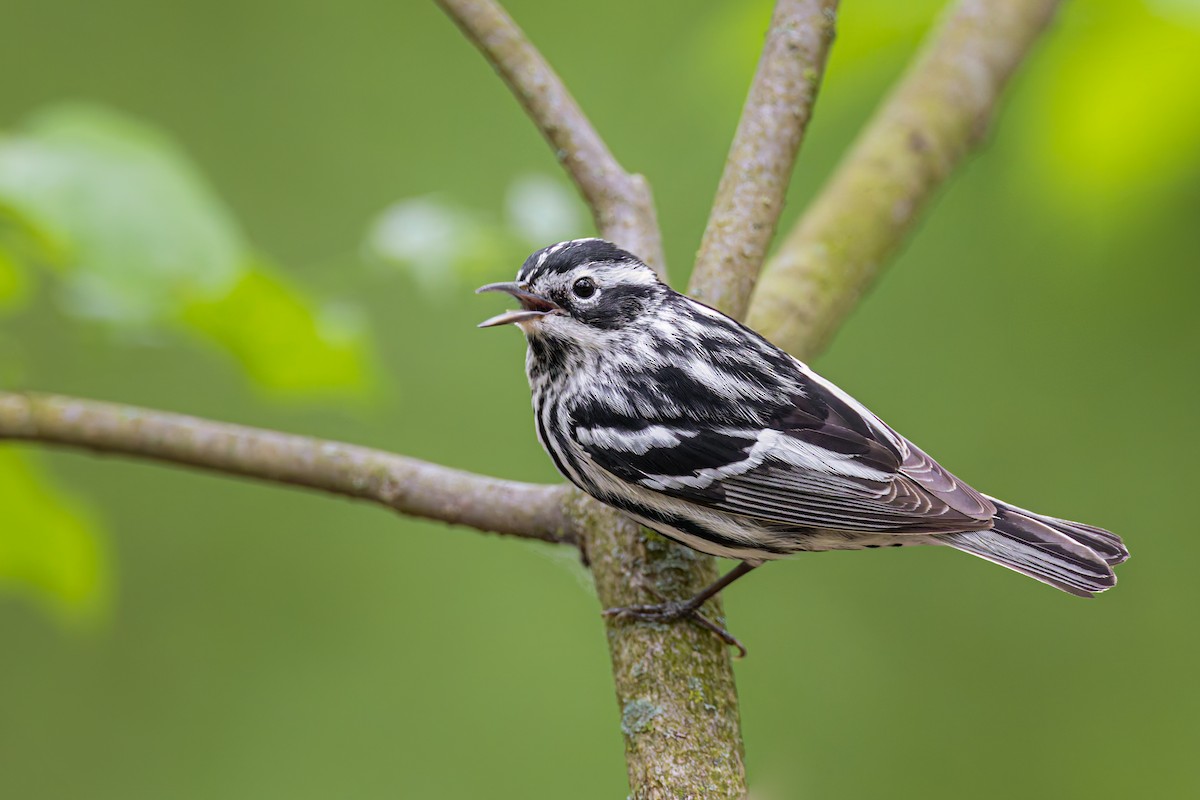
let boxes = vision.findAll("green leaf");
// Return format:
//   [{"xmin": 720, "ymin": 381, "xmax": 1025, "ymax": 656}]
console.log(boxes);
[
  {"xmin": 503, "ymin": 174, "xmax": 586, "ymax": 247},
  {"xmin": 181, "ymin": 261, "xmax": 374, "ymax": 396},
  {"xmin": 365, "ymin": 175, "xmax": 585, "ymax": 298},
  {"xmin": 0, "ymin": 448, "xmax": 110, "ymax": 625},
  {"xmin": 0, "ymin": 103, "xmax": 375, "ymax": 397},
  {"xmin": 0, "ymin": 245, "xmax": 29, "ymax": 312},
  {"xmin": 0, "ymin": 102, "xmax": 245, "ymax": 325},
  {"xmin": 365, "ymin": 196, "xmax": 493, "ymax": 295}
]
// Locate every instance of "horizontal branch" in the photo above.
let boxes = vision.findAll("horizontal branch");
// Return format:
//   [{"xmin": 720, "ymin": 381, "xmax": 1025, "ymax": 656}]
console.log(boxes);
[
  {"xmin": 747, "ymin": 0, "xmax": 1061, "ymax": 360},
  {"xmin": 436, "ymin": 0, "xmax": 665, "ymax": 274},
  {"xmin": 690, "ymin": 0, "xmax": 838, "ymax": 318},
  {"xmin": 0, "ymin": 392, "xmax": 576, "ymax": 545}
]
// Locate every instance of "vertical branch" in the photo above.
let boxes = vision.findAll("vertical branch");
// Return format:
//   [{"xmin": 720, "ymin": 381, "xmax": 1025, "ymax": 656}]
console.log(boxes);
[
  {"xmin": 573, "ymin": 498, "xmax": 748, "ymax": 798},
  {"xmin": 747, "ymin": 0, "xmax": 1062, "ymax": 360},
  {"xmin": 436, "ymin": 1, "xmax": 745, "ymax": 795},
  {"xmin": 690, "ymin": 0, "xmax": 839, "ymax": 319}
]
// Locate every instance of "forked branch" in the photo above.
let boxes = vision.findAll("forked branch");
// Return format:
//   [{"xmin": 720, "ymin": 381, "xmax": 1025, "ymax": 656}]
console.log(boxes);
[{"xmin": 0, "ymin": 392, "xmax": 575, "ymax": 544}]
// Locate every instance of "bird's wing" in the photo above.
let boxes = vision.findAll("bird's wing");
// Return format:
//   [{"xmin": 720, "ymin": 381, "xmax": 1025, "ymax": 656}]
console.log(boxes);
[{"xmin": 573, "ymin": 373, "xmax": 995, "ymax": 534}]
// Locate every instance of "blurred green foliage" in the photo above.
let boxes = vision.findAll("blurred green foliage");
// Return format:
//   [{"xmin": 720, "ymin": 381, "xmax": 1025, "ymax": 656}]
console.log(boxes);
[
  {"xmin": 0, "ymin": 247, "xmax": 29, "ymax": 309},
  {"xmin": 0, "ymin": 450, "xmax": 108, "ymax": 623},
  {"xmin": 0, "ymin": 102, "xmax": 377, "ymax": 394},
  {"xmin": 181, "ymin": 262, "xmax": 373, "ymax": 394},
  {"xmin": 364, "ymin": 174, "xmax": 586, "ymax": 295},
  {"xmin": 0, "ymin": 103, "xmax": 380, "ymax": 615},
  {"xmin": 0, "ymin": 103, "xmax": 245, "ymax": 323},
  {"xmin": 0, "ymin": 0, "xmax": 1198, "ymax": 798}
]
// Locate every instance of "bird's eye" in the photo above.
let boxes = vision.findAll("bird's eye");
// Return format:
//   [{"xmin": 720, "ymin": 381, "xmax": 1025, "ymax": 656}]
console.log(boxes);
[{"xmin": 572, "ymin": 277, "xmax": 597, "ymax": 299}]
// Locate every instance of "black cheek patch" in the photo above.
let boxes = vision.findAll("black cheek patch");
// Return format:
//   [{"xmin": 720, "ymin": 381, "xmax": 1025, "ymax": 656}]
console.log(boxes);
[{"xmin": 577, "ymin": 285, "xmax": 655, "ymax": 329}]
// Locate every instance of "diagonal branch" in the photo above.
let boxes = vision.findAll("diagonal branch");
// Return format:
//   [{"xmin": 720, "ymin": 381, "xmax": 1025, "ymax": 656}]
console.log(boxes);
[
  {"xmin": 0, "ymin": 392, "xmax": 576, "ymax": 544},
  {"xmin": 689, "ymin": 0, "xmax": 838, "ymax": 318},
  {"xmin": 436, "ymin": 0, "xmax": 666, "ymax": 275},
  {"xmin": 748, "ymin": 0, "xmax": 1062, "ymax": 361}
]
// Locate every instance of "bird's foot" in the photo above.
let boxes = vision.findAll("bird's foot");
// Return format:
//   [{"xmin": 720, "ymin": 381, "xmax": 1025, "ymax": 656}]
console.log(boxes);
[{"xmin": 602, "ymin": 591, "xmax": 747, "ymax": 658}]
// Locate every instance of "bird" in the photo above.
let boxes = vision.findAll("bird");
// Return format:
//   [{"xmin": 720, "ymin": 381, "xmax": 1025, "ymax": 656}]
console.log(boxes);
[{"xmin": 477, "ymin": 238, "xmax": 1128, "ymax": 652}]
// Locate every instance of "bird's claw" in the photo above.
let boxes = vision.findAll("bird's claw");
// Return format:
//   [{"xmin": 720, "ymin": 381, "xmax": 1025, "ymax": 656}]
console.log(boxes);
[
  {"xmin": 602, "ymin": 600, "xmax": 689, "ymax": 623},
  {"xmin": 602, "ymin": 599, "xmax": 748, "ymax": 658}
]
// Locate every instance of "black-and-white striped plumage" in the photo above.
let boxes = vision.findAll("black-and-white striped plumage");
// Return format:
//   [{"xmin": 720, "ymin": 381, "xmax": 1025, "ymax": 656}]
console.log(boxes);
[{"xmin": 479, "ymin": 239, "xmax": 1128, "ymax": 597}]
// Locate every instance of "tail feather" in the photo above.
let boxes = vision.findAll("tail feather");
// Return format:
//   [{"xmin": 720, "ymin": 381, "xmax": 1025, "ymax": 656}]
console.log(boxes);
[
  {"xmin": 939, "ymin": 500, "xmax": 1125, "ymax": 597},
  {"xmin": 1040, "ymin": 514, "xmax": 1129, "ymax": 566}
]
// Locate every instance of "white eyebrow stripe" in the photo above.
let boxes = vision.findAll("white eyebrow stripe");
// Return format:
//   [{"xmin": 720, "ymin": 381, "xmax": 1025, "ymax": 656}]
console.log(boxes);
[{"xmin": 600, "ymin": 263, "xmax": 659, "ymax": 286}]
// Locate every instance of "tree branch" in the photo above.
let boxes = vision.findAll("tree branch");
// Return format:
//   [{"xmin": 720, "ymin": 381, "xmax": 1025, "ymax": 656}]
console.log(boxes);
[
  {"xmin": 689, "ymin": 0, "xmax": 838, "ymax": 319},
  {"xmin": 747, "ymin": 0, "xmax": 1061, "ymax": 360},
  {"xmin": 437, "ymin": 2, "xmax": 748, "ymax": 794},
  {"xmin": 435, "ymin": 0, "xmax": 666, "ymax": 274},
  {"xmin": 0, "ymin": 392, "xmax": 575, "ymax": 545}
]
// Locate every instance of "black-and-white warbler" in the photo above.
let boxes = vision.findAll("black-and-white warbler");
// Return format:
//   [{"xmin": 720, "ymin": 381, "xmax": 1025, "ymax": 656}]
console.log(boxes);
[{"xmin": 478, "ymin": 238, "xmax": 1128, "ymax": 650}]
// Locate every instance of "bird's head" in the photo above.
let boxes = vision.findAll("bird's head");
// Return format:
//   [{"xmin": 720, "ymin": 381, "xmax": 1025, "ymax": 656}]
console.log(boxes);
[{"xmin": 476, "ymin": 238, "xmax": 666, "ymax": 346}]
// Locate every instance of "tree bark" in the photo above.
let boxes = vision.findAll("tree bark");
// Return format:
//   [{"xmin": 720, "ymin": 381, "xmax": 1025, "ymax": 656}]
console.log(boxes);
[{"xmin": 0, "ymin": 392, "xmax": 574, "ymax": 543}]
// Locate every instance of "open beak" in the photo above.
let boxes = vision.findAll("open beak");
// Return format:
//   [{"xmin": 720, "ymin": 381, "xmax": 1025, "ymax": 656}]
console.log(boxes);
[{"xmin": 475, "ymin": 282, "xmax": 561, "ymax": 328}]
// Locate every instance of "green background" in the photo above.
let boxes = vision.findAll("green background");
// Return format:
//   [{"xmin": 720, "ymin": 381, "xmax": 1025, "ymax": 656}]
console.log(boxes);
[{"xmin": 2, "ymin": 0, "xmax": 1198, "ymax": 797}]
